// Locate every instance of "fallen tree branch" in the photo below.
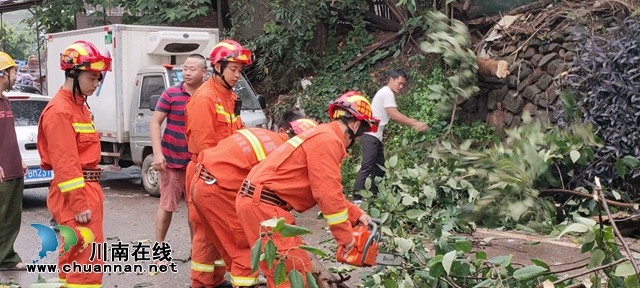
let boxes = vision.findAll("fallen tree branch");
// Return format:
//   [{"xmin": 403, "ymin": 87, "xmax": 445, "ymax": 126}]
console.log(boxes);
[
  {"xmin": 595, "ymin": 177, "xmax": 640, "ymax": 276},
  {"xmin": 539, "ymin": 189, "xmax": 639, "ymax": 208},
  {"xmin": 342, "ymin": 33, "xmax": 401, "ymax": 71},
  {"xmin": 534, "ymin": 258, "xmax": 629, "ymax": 288}
]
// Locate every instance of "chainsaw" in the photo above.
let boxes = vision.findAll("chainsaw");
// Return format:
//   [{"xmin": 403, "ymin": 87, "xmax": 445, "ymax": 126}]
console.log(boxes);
[{"xmin": 336, "ymin": 218, "xmax": 403, "ymax": 267}]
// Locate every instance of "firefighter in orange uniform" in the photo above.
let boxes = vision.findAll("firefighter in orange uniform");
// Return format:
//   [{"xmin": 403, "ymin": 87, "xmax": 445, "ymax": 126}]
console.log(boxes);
[
  {"xmin": 184, "ymin": 39, "xmax": 252, "ymax": 288},
  {"xmin": 191, "ymin": 113, "xmax": 317, "ymax": 287},
  {"xmin": 37, "ymin": 40, "xmax": 111, "ymax": 287},
  {"xmin": 236, "ymin": 91, "xmax": 379, "ymax": 288}
]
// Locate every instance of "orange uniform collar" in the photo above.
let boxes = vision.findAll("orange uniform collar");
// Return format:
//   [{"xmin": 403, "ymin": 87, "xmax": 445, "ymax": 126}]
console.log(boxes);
[{"xmin": 57, "ymin": 87, "xmax": 87, "ymax": 106}]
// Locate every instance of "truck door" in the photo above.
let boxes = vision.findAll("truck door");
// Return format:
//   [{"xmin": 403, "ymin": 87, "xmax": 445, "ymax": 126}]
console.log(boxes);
[{"xmin": 130, "ymin": 74, "xmax": 166, "ymax": 146}]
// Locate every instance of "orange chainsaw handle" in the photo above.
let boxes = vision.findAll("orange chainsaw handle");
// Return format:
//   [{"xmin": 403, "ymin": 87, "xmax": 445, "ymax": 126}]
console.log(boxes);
[{"xmin": 361, "ymin": 218, "xmax": 382, "ymax": 261}]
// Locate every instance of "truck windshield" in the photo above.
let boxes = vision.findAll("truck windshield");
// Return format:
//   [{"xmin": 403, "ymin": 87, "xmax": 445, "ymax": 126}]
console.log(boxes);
[{"xmin": 169, "ymin": 69, "xmax": 261, "ymax": 110}]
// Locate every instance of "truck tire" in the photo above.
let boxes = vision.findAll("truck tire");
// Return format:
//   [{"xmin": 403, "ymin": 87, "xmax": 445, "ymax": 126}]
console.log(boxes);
[{"xmin": 142, "ymin": 154, "xmax": 160, "ymax": 197}]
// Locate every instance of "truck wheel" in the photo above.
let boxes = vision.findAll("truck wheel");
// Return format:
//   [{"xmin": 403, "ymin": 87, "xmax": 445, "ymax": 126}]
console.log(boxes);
[{"xmin": 142, "ymin": 154, "xmax": 160, "ymax": 197}]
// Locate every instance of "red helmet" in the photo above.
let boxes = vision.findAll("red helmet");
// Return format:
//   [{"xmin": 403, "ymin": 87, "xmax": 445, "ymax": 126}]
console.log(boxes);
[
  {"xmin": 328, "ymin": 91, "xmax": 379, "ymax": 133},
  {"xmin": 289, "ymin": 118, "xmax": 319, "ymax": 135},
  {"xmin": 208, "ymin": 40, "xmax": 253, "ymax": 65},
  {"xmin": 60, "ymin": 40, "xmax": 111, "ymax": 72}
]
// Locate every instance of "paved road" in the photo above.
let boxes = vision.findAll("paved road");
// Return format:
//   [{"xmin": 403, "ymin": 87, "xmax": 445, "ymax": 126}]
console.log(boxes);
[
  {"xmin": 0, "ymin": 167, "xmax": 194, "ymax": 287},
  {"xmin": 0, "ymin": 167, "xmax": 366, "ymax": 288}
]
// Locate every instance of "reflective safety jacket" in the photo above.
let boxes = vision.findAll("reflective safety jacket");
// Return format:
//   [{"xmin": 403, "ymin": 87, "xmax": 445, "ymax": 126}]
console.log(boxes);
[
  {"xmin": 245, "ymin": 121, "xmax": 364, "ymax": 246},
  {"xmin": 185, "ymin": 78, "xmax": 244, "ymax": 156},
  {"xmin": 37, "ymin": 88, "xmax": 101, "ymax": 217},
  {"xmin": 197, "ymin": 128, "xmax": 288, "ymax": 191}
]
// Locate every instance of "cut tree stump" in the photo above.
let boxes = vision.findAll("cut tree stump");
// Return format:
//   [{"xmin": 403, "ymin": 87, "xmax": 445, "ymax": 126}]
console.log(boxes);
[{"xmin": 477, "ymin": 57, "xmax": 509, "ymax": 78}]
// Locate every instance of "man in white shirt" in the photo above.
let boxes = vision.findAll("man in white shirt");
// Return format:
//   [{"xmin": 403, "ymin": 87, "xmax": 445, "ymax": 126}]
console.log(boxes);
[{"xmin": 353, "ymin": 70, "xmax": 428, "ymax": 203}]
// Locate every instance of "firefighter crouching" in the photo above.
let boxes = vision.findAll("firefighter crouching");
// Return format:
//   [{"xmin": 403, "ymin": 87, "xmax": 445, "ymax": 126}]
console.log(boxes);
[
  {"xmin": 184, "ymin": 39, "xmax": 252, "ymax": 288},
  {"xmin": 191, "ymin": 112, "xmax": 315, "ymax": 287},
  {"xmin": 36, "ymin": 40, "xmax": 112, "ymax": 287},
  {"xmin": 236, "ymin": 91, "xmax": 380, "ymax": 288}
]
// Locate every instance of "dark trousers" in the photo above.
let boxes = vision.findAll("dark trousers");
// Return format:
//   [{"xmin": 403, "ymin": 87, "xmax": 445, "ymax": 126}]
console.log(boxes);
[
  {"xmin": 0, "ymin": 177, "xmax": 23, "ymax": 268},
  {"xmin": 353, "ymin": 134, "xmax": 385, "ymax": 197}
]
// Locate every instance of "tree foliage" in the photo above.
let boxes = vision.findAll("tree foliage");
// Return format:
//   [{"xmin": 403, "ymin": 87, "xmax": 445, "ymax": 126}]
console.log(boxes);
[
  {"xmin": 25, "ymin": 0, "xmax": 214, "ymax": 33},
  {"xmin": 0, "ymin": 23, "xmax": 37, "ymax": 60}
]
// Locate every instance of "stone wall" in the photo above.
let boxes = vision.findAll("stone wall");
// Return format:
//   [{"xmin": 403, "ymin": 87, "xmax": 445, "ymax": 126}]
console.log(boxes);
[{"xmin": 460, "ymin": 2, "xmax": 587, "ymax": 134}]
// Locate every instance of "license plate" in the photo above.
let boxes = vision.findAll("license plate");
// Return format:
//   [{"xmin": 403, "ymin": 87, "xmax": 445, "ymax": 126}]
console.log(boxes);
[{"xmin": 25, "ymin": 168, "xmax": 53, "ymax": 180}]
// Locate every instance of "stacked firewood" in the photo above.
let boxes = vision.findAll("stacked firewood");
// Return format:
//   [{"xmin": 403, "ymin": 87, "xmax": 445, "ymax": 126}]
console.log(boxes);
[{"xmin": 459, "ymin": 0, "xmax": 617, "ymax": 132}]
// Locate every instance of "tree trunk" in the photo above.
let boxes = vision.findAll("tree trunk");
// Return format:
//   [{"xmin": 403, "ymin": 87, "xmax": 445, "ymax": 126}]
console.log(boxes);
[{"xmin": 477, "ymin": 57, "xmax": 509, "ymax": 78}]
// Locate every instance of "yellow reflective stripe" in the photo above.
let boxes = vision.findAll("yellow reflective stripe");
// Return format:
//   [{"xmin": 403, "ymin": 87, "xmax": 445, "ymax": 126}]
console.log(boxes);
[
  {"xmin": 191, "ymin": 261, "xmax": 215, "ymax": 272},
  {"xmin": 230, "ymin": 274, "xmax": 259, "ymax": 286},
  {"xmin": 287, "ymin": 136, "xmax": 304, "ymax": 148},
  {"xmin": 214, "ymin": 259, "xmax": 226, "ymax": 267},
  {"xmin": 72, "ymin": 122, "xmax": 96, "ymax": 133},
  {"xmin": 216, "ymin": 104, "xmax": 239, "ymax": 123},
  {"xmin": 58, "ymin": 177, "xmax": 85, "ymax": 193},
  {"xmin": 59, "ymin": 278, "xmax": 66, "ymax": 283},
  {"xmin": 237, "ymin": 130, "xmax": 267, "ymax": 161},
  {"xmin": 324, "ymin": 209, "xmax": 349, "ymax": 225},
  {"xmin": 65, "ymin": 284, "xmax": 101, "ymax": 288}
]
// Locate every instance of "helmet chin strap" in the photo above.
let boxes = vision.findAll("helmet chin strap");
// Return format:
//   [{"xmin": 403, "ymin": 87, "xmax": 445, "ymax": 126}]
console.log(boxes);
[
  {"xmin": 341, "ymin": 118, "xmax": 367, "ymax": 151},
  {"xmin": 65, "ymin": 69, "xmax": 91, "ymax": 109},
  {"xmin": 213, "ymin": 61, "xmax": 233, "ymax": 90}
]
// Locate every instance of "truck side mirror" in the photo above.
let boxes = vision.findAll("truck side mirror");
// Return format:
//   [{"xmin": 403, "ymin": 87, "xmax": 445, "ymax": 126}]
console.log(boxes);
[
  {"xmin": 257, "ymin": 94, "xmax": 266, "ymax": 110},
  {"xmin": 149, "ymin": 95, "xmax": 160, "ymax": 111}
]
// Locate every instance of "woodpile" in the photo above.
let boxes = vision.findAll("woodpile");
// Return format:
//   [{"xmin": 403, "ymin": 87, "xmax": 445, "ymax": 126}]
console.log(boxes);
[{"xmin": 457, "ymin": 0, "xmax": 625, "ymax": 133}]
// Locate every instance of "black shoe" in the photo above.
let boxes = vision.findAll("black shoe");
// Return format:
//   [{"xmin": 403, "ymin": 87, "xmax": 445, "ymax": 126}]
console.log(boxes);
[{"xmin": 214, "ymin": 280, "xmax": 233, "ymax": 288}]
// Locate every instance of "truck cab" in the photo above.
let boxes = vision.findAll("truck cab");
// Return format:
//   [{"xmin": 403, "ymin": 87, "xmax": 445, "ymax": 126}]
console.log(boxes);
[{"xmin": 129, "ymin": 65, "xmax": 267, "ymax": 196}]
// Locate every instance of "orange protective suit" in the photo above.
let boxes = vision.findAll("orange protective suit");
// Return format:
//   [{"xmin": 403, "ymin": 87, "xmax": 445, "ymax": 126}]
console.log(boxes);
[
  {"xmin": 236, "ymin": 121, "xmax": 365, "ymax": 288},
  {"xmin": 37, "ymin": 88, "xmax": 105, "ymax": 287},
  {"xmin": 185, "ymin": 78, "xmax": 244, "ymax": 287},
  {"xmin": 192, "ymin": 128, "xmax": 288, "ymax": 286}
]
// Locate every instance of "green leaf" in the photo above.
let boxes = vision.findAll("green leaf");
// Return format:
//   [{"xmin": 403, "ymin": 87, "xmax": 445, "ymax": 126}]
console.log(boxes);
[
  {"xmin": 275, "ymin": 218, "xmax": 286, "ymax": 232},
  {"xmin": 287, "ymin": 270, "xmax": 304, "ymax": 288},
  {"xmin": 394, "ymin": 238, "xmax": 414, "ymax": 253},
  {"xmin": 402, "ymin": 194, "xmax": 418, "ymax": 205},
  {"xmin": 615, "ymin": 261, "xmax": 635, "ymax": 277},
  {"xmin": 625, "ymin": 274, "xmax": 639, "ymax": 288},
  {"xmin": 460, "ymin": 139, "xmax": 472, "ymax": 151},
  {"xmin": 429, "ymin": 262, "xmax": 445, "ymax": 278},
  {"xmin": 37, "ymin": 274, "xmax": 47, "ymax": 283},
  {"xmin": 530, "ymin": 258, "xmax": 550, "ymax": 270},
  {"xmin": 476, "ymin": 251, "xmax": 487, "ymax": 260},
  {"xmin": 488, "ymin": 255, "xmax": 512, "ymax": 267},
  {"xmin": 455, "ymin": 240, "xmax": 472, "ymax": 253},
  {"xmin": 575, "ymin": 216, "xmax": 597, "ymax": 227},
  {"xmin": 264, "ymin": 240, "xmax": 277, "ymax": 269},
  {"xmin": 612, "ymin": 190, "xmax": 622, "ymax": 200},
  {"xmin": 298, "ymin": 245, "xmax": 327, "ymax": 257},
  {"xmin": 274, "ymin": 262, "xmax": 287, "ymax": 285},
  {"xmin": 442, "ymin": 250, "xmax": 456, "ymax": 275},
  {"xmin": 306, "ymin": 271, "xmax": 319, "ymax": 288},
  {"xmin": 261, "ymin": 217, "xmax": 280, "ymax": 228},
  {"xmin": 570, "ymin": 150, "xmax": 581, "ymax": 163},
  {"xmin": 389, "ymin": 155, "xmax": 398, "ymax": 168},
  {"xmin": 558, "ymin": 223, "xmax": 589, "ymax": 237},
  {"xmin": 280, "ymin": 224, "xmax": 312, "ymax": 237},
  {"xmin": 588, "ymin": 249, "xmax": 605, "ymax": 268},
  {"xmin": 512, "ymin": 265, "xmax": 547, "ymax": 281},
  {"xmin": 406, "ymin": 209, "xmax": 427, "ymax": 221},
  {"xmin": 622, "ymin": 155, "xmax": 640, "ymax": 167},
  {"xmin": 473, "ymin": 279, "xmax": 493, "ymax": 287},
  {"xmin": 250, "ymin": 238, "xmax": 262, "ymax": 274},
  {"xmin": 442, "ymin": 141, "xmax": 452, "ymax": 150}
]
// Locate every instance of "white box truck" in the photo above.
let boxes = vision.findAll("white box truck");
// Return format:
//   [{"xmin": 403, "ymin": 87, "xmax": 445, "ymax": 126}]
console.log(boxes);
[{"xmin": 45, "ymin": 24, "xmax": 268, "ymax": 196}]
